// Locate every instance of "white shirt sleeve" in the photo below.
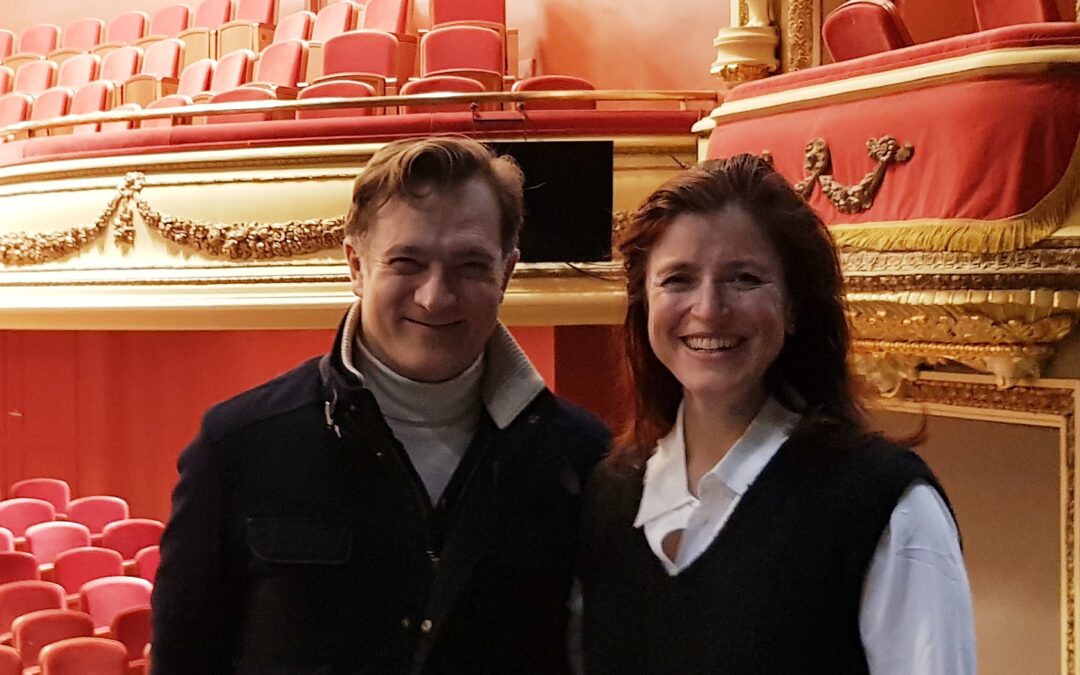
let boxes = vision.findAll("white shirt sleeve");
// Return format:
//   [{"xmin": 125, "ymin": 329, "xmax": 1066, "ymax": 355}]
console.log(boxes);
[{"xmin": 859, "ymin": 481, "xmax": 977, "ymax": 675}]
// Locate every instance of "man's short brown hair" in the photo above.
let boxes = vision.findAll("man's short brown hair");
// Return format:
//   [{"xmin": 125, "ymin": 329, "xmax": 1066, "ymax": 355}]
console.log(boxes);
[{"xmin": 345, "ymin": 136, "xmax": 525, "ymax": 253}]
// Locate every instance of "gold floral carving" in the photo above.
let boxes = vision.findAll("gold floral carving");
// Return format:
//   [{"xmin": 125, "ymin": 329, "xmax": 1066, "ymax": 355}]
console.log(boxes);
[
  {"xmin": 0, "ymin": 172, "xmax": 346, "ymax": 266},
  {"xmin": 793, "ymin": 137, "xmax": 828, "ymax": 198},
  {"xmin": 715, "ymin": 63, "xmax": 775, "ymax": 83},
  {"xmin": 841, "ymin": 246, "xmax": 1080, "ymax": 281},
  {"xmin": 847, "ymin": 302, "xmax": 1076, "ymax": 345},
  {"xmin": 783, "ymin": 0, "xmax": 815, "ymax": 71},
  {"xmin": 789, "ymin": 136, "xmax": 914, "ymax": 213},
  {"xmin": 739, "ymin": 0, "xmax": 749, "ymax": 26}
]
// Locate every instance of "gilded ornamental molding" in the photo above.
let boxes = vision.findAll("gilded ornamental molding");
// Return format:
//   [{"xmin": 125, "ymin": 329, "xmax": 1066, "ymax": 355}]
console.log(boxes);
[
  {"xmin": 790, "ymin": 136, "xmax": 914, "ymax": 213},
  {"xmin": 0, "ymin": 172, "xmax": 347, "ymax": 266}
]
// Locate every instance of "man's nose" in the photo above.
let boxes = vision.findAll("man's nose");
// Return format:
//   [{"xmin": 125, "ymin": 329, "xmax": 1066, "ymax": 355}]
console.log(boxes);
[{"xmin": 413, "ymin": 269, "xmax": 456, "ymax": 313}]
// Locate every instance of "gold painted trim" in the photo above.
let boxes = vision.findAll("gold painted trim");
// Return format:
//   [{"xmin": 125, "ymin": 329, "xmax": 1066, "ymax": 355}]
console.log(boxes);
[
  {"xmin": 846, "ymin": 289, "xmax": 1080, "ymax": 312},
  {"xmin": 710, "ymin": 46, "xmax": 1080, "ymax": 123},
  {"xmin": 783, "ymin": 0, "xmax": 816, "ymax": 72},
  {"xmin": 865, "ymin": 372, "xmax": 1078, "ymax": 675}
]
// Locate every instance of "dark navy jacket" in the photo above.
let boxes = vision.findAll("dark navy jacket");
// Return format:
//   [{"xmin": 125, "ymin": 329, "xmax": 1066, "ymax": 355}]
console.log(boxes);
[{"xmin": 151, "ymin": 322, "xmax": 609, "ymax": 674}]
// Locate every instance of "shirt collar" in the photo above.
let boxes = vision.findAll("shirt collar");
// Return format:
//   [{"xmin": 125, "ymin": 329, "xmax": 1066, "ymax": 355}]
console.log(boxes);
[
  {"xmin": 339, "ymin": 300, "xmax": 546, "ymax": 430},
  {"xmin": 634, "ymin": 397, "xmax": 801, "ymax": 528}
]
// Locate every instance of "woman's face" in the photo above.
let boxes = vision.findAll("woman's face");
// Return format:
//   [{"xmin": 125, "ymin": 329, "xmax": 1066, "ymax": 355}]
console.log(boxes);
[{"xmin": 645, "ymin": 206, "xmax": 790, "ymax": 415}]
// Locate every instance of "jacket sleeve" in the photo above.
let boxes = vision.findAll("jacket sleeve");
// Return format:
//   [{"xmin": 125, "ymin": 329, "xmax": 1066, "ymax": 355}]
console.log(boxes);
[{"xmin": 151, "ymin": 419, "xmax": 239, "ymax": 675}]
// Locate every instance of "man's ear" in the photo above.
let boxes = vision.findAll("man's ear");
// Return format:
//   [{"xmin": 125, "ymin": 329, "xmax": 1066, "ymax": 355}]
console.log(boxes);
[
  {"xmin": 343, "ymin": 236, "xmax": 365, "ymax": 299},
  {"xmin": 500, "ymin": 248, "xmax": 520, "ymax": 297}
]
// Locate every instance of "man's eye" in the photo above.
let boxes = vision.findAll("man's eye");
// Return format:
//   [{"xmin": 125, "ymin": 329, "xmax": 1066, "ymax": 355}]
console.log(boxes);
[{"xmin": 388, "ymin": 258, "xmax": 422, "ymax": 273}]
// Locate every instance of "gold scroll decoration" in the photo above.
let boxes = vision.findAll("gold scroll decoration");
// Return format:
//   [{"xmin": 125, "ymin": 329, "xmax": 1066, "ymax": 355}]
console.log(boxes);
[
  {"xmin": 0, "ymin": 172, "xmax": 346, "ymax": 266},
  {"xmin": 790, "ymin": 136, "xmax": 914, "ymax": 213}
]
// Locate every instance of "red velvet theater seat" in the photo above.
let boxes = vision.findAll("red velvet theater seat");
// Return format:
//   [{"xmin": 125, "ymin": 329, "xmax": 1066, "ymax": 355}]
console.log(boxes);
[
  {"xmin": 52, "ymin": 547, "xmax": 124, "ymax": 600},
  {"xmin": 0, "ymin": 67, "xmax": 10, "ymax": 96},
  {"xmin": 12, "ymin": 60, "xmax": 58, "ymax": 97},
  {"xmin": 38, "ymin": 636, "xmax": 128, "ymax": 675},
  {"xmin": 142, "ymin": 59, "xmax": 217, "ymax": 128},
  {"xmin": 297, "ymin": 79, "xmax": 376, "ymax": 119},
  {"xmin": 69, "ymin": 81, "xmax": 118, "ymax": 135},
  {"xmin": 12, "ymin": 608, "xmax": 95, "ymax": 670},
  {"xmin": 190, "ymin": 48, "xmax": 255, "ymax": 105},
  {"xmin": 241, "ymin": 38, "xmax": 308, "ymax": 98},
  {"xmin": 0, "ymin": 93, "xmax": 33, "ymax": 138},
  {"xmin": 305, "ymin": 0, "xmax": 362, "ymax": 83},
  {"xmin": 319, "ymin": 29, "xmax": 403, "ymax": 96},
  {"xmin": 25, "ymin": 521, "xmax": 92, "ymax": 566},
  {"xmin": 822, "ymin": 0, "xmax": 914, "ymax": 62},
  {"xmin": 143, "ymin": 4, "xmax": 192, "ymax": 42},
  {"xmin": 56, "ymin": 53, "xmax": 101, "ymax": 90},
  {"xmin": 47, "ymin": 18, "xmax": 105, "ymax": 66},
  {"xmin": 399, "ymin": 74, "xmax": 487, "ymax": 113},
  {"xmin": 218, "ymin": 0, "xmax": 280, "ymax": 57},
  {"xmin": 274, "ymin": 10, "xmax": 315, "ymax": 43},
  {"xmin": 420, "ymin": 25, "xmax": 505, "ymax": 92},
  {"xmin": 0, "ymin": 31, "xmax": 13, "ymax": 62},
  {"xmin": 122, "ymin": 38, "xmax": 185, "ymax": 107},
  {"xmin": 0, "ymin": 552, "xmax": 40, "ymax": 585},
  {"xmin": 78, "ymin": 576, "xmax": 152, "ymax": 633},
  {"xmin": 99, "ymin": 102, "xmax": 142, "ymax": 133},
  {"xmin": 208, "ymin": 83, "xmax": 278, "ymax": 123},
  {"xmin": 512, "ymin": 75, "xmax": 596, "ymax": 110},
  {"xmin": 64, "ymin": 498, "xmax": 129, "ymax": 545},
  {"xmin": 5, "ymin": 23, "xmax": 61, "ymax": 71},
  {"xmin": 9, "ymin": 480, "xmax": 70, "ymax": 518},
  {"xmin": 91, "ymin": 11, "xmax": 149, "ymax": 59},
  {"xmin": 29, "ymin": 88, "xmax": 73, "ymax": 136},
  {"xmin": 178, "ymin": 0, "xmax": 235, "ymax": 65},
  {"xmin": 99, "ymin": 47, "xmax": 143, "ymax": 90}
]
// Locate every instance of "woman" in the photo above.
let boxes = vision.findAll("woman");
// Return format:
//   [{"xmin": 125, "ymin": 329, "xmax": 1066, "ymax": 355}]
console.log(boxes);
[{"xmin": 581, "ymin": 155, "xmax": 974, "ymax": 674}]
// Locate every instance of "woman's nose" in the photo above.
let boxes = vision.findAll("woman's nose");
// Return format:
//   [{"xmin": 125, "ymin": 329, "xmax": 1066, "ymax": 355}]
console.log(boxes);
[{"xmin": 689, "ymin": 282, "xmax": 729, "ymax": 318}]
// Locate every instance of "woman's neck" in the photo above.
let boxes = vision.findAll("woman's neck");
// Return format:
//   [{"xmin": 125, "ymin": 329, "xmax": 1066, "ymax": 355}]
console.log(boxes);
[{"xmin": 681, "ymin": 390, "xmax": 767, "ymax": 495}]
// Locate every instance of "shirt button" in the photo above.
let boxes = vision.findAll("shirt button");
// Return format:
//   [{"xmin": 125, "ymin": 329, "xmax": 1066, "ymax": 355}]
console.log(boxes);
[
  {"xmin": 420, "ymin": 619, "xmax": 433, "ymax": 633},
  {"xmin": 400, "ymin": 618, "xmax": 410, "ymax": 629}
]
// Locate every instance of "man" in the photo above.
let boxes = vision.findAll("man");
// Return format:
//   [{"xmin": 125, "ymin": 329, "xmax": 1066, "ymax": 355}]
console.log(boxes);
[{"xmin": 151, "ymin": 137, "xmax": 610, "ymax": 674}]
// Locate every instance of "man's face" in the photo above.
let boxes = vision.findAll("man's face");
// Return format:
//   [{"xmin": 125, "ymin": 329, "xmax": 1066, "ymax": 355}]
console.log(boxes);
[{"xmin": 345, "ymin": 178, "xmax": 518, "ymax": 382}]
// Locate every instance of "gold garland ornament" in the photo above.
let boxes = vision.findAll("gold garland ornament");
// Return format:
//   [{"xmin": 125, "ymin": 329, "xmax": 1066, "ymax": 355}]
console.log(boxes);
[
  {"xmin": 0, "ymin": 172, "xmax": 346, "ymax": 266},
  {"xmin": 792, "ymin": 136, "xmax": 914, "ymax": 213}
]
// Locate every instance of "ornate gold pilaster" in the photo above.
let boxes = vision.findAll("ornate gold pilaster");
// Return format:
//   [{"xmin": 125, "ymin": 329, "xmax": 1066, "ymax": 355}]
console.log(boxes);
[
  {"xmin": 866, "ymin": 373, "xmax": 1079, "ymax": 675},
  {"xmin": 710, "ymin": 0, "xmax": 780, "ymax": 83},
  {"xmin": 779, "ymin": 0, "xmax": 820, "ymax": 72}
]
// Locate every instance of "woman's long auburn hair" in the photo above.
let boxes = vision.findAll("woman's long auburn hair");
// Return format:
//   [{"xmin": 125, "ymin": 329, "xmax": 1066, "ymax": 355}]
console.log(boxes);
[{"xmin": 610, "ymin": 154, "xmax": 867, "ymax": 468}]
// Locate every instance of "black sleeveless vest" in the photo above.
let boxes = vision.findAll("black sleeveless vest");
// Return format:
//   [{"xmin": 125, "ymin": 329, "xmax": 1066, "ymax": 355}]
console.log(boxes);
[{"xmin": 581, "ymin": 430, "xmax": 951, "ymax": 675}]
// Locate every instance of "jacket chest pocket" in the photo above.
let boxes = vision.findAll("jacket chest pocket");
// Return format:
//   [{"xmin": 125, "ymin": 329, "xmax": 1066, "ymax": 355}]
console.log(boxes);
[{"xmin": 246, "ymin": 517, "xmax": 352, "ymax": 566}]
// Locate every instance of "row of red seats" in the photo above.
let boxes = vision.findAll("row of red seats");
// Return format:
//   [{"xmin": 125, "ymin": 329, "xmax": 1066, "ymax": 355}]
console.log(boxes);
[
  {"xmin": 0, "ymin": 634, "xmax": 145, "ymax": 675},
  {"xmin": 0, "ymin": 544, "xmax": 159, "ymax": 600},
  {"xmin": 0, "ymin": 578, "xmax": 151, "ymax": 673},
  {"xmin": 823, "ymin": 0, "xmax": 1063, "ymax": 62}
]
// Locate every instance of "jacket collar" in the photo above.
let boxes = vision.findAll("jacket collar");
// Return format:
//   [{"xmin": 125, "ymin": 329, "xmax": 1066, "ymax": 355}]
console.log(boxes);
[{"xmin": 319, "ymin": 301, "xmax": 546, "ymax": 432}]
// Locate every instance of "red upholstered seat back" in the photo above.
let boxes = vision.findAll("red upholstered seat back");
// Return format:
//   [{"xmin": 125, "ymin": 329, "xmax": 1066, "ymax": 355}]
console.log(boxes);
[
  {"xmin": 30, "ymin": 88, "xmax": 73, "ymax": 125},
  {"xmin": 0, "ymin": 529, "xmax": 12, "ymax": 553},
  {"xmin": 210, "ymin": 49, "xmax": 255, "ymax": 92},
  {"xmin": 297, "ymin": 79, "xmax": 376, "ymax": 119},
  {"xmin": 100, "ymin": 519, "xmax": 163, "ymax": 560},
  {"xmin": 312, "ymin": 1, "xmax": 360, "ymax": 43},
  {"xmin": 274, "ymin": 11, "xmax": 315, "ymax": 42},
  {"xmin": 25, "ymin": 522, "xmax": 91, "ymax": 565},
  {"xmin": 18, "ymin": 24, "xmax": 61, "ymax": 55},
  {"xmin": 0, "ymin": 31, "xmax": 13, "ymax": 61},
  {"xmin": 512, "ymin": 75, "xmax": 597, "ymax": 110},
  {"xmin": 11, "ymin": 609, "xmax": 94, "ymax": 669},
  {"xmin": 323, "ymin": 30, "xmax": 398, "ymax": 78},
  {"xmin": 208, "ymin": 86, "xmax": 275, "ymax": 122},
  {"xmin": 0, "ymin": 552, "xmax": 39, "ymax": 585},
  {"xmin": 79, "ymin": 576, "xmax": 153, "ymax": 630},
  {"xmin": 38, "ymin": 636, "xmax": 128, "ymax": 675},
  {"xmin": 141, "ymin": 38, "xmax": 185, "ymax": 78},
  {"xmin": 132, "ymin": 545, "xmax": 160, "ymax": 583},
  {"xmin": 0, "ymin": 646, "xmax": 16, "ymax": 675},
  {"xmin": 57, "ymin": 53, "xmax": 101, "ymax": 89},
  {"xmin": 11, "ymin": 480, "xmax": 70, "ymax": 516},
  {"xmin": 823, "ymin": 0, "xmax": 914, "ymax": 62},
  {"xmin": 431, "ymin": 0, "xmax": 505, "ymax": 27},
  {"xmin": 100, "ymin": 47, "xmax": 143, "ymax": 83},
  {"xmin": 177, "ymin": 59, "xmax": 216, "ymax": 96},
  {"xmin": 150, "ymin": 4, "xmax": 192, "ymax": 37},
  {"xmin": 0, "ymin": 68, "xmax": 9, "ymax": 97},
  {"xmin": 64, "ymin": 497, "xmax": 129, "ymax": 537},
  {"xmin": 255, "ymin": 39, "xmax": 307, "ymax": 87},
  {"xmin": 0, "ymin": 498, "xmax": 55, "ymax": 537},
  {"xmin": 399, "ymin": 74, "xmax": 485, "ymax": 113},
  {"xmin": 0, "ymin": 581, "xmax": 66, "ymax": 634},
  {"xmin": 363, "ymin": 0, "xmax": 411, "ymax": 33},
  {"xmin": 421, "ymin": 25, "xmax": 502, "ymax": 75},
  {"xmin": 52, "ymin": 547, "xmax": 124, "ymax": 595},
  {"xmin": 193, "ymin": 0, "xmax": 235, "ymax": 29},
  {"xmin": 110, "ymin": 605, "xmax": 151, "ymax": 660},
  {"xmin": 61, "ymin": 18, "xmax": 105, "ymax": 51},
  {"xmin": 973, "ymin": 0, "xmax": 1061, "ymax": 30},
  {"xmin": 70, "ymin": 81, "xmax": 117, "ymax": 134},
  {"xmin": 105, "ymin": 11, "xmax": 149, "ymax": 44},
  {"xmin": 235, "ymin": 0, "xmax": 278, "ymax": 25},
  {"xmin": 0, "ymin": 93, "xmax": 32, "ymax": 128}
]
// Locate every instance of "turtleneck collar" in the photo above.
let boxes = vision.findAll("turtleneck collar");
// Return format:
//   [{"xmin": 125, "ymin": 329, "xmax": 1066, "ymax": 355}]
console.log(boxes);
[{"xmin": 338, "ymin": 300, "xmax": 546, "ymax": 429}]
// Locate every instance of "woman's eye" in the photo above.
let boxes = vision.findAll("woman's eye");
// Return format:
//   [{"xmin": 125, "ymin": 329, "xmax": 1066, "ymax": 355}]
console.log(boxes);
[
  {"xmin": 660, "ymin": 274, "xmax": 693, "ymax": 288},
  {"xmin": 728, "ymin": 273, "xmax": 764, "ymax": 290}
]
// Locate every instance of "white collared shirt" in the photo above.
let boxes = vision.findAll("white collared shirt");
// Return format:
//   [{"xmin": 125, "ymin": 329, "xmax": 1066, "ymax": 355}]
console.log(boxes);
[{"xmin": 634, "ymin": 399, "xmax": 976, "ymax": 675}]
